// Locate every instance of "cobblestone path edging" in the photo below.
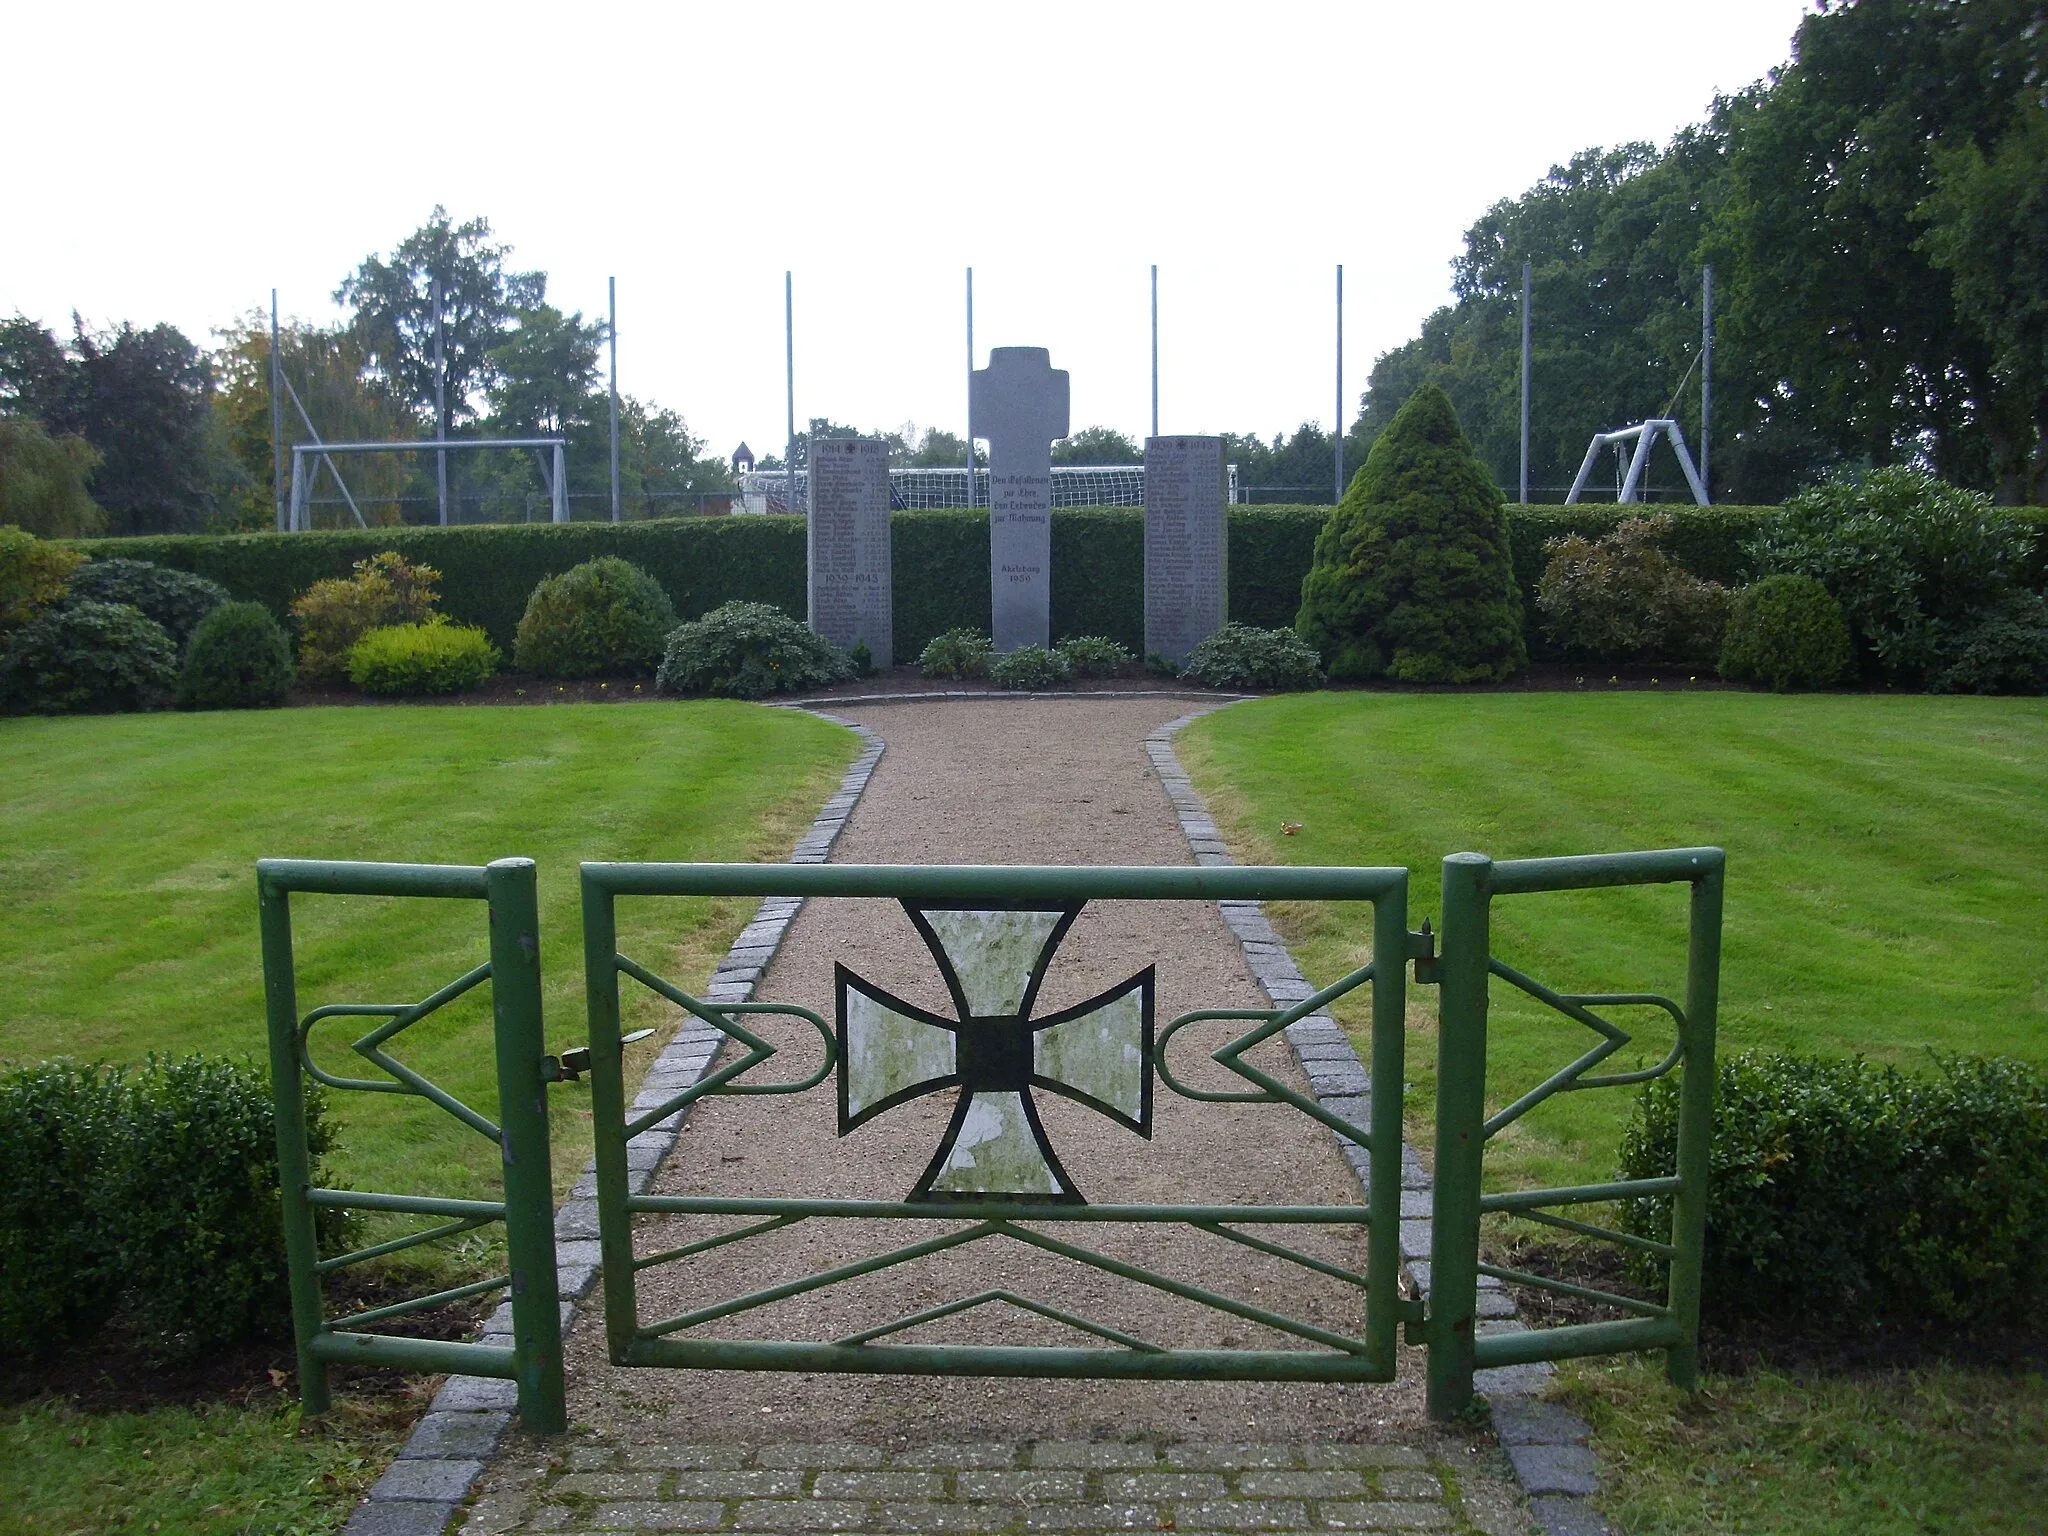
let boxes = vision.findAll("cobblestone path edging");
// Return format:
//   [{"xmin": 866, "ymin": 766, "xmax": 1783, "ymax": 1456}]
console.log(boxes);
[
  {"xmin": 343, "ymin": 719, "xmax": 887, "ymax": 1536},
  {"xmin": 1148, "ymin": 709, "xmax": 1613, "ymax": 1536}
]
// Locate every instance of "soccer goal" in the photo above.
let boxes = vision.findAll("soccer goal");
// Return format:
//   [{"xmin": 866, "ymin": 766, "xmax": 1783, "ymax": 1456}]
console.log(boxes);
[
  {"xmin": 1564, "ymin": 419, "xmax": 1708, "ymax": 506},
  {"xmin": 284, "ymin": 437, "xmax": 569, "ymax": 530}
]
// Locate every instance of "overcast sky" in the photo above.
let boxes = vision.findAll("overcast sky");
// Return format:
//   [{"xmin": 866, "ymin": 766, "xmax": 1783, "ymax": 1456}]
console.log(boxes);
[{"xmin": 5, "ymin": 1, "xmax": 1813, "ymax": 461}]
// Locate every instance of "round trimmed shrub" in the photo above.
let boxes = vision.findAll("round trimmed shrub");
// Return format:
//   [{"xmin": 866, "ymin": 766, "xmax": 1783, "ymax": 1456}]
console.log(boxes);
[
  {"xmin": 513, "ymin": 557, "xmax": 677, "ymax": 678},
  {"xmin": 918, "ymin": 627, "xmax": 993, "ymax": 680},
  {"xmin": 1295, "ymin": 384, "xmax": 1526, "ymax": 684},
  {"xmin": 1055, "ymin": 635, "xmax": 1133, "ymax": 678},
  {"xmin": 347, "ymin": 621, "xmax": 499, "ymax": 696},
  {"xmin": 1181, "ymin": 623, "xmax": 1324, "ymax": 691},
  {"xmin": 656, "ymin": 601, "xmax": 853, "ymax": 700},
  {"xmin": 1718, "ymin": 574, "xmax": 1853, "ymax": 691},
  {"xmin": 65, "ymin": 559, "xmax": 227, "ymax": 650},
  {"xmin": 179, "ymin": 601, "xmax": 294, "ymax": 710},
  {"xmin": 0, "ymin": 600, "xmax": 177, "ymax": 714},
  {"xmin": 989, "ymin": 645, "xmax": 1071, "ymax": 690}
]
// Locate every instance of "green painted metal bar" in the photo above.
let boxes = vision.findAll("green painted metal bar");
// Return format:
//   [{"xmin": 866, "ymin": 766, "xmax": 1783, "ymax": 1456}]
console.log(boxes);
[
  {"xmin": 1478, "ymin": 1177, "xmax": 1681, "ymax": 1212},
  {"xmin": 623, "ymin": 1196, "xmax": 1375, "ymax": 1224},
  {"xmin": 832, "ymin": 1288, "xmax": 1166, "ymax": 1353},
  {"xmin": 315, "ymin": 1214, "xmax": 496, "ymax": 1274},
  {"xmin": 1513, "ymin": 1205, "xmax": 1678, "ymax": 1259},
  {"xmin": 1485, "ymin": 847, "xmax": 1722, "ymax": 896},
  {"xmin": 640, "ymin": 1222, "xmax": 998, "ymax": 1339},
  {"xmin": 1367, "ymin": 879, "xmax": 1411, "ymax": 1372},
  {"xmin": 1002, "ymin": 1224, "xmax": 1380, "ymax": 1360},
  {"xmin": 306, "ymin": 1188, "xmax": 507, "ymax": 1220},
  {"xmin": 486, "ymin": 857, "xmax": 567, "ymax": 1435},
  {"xmin": 1666, "ymin": 854, "xmax": 1724, "ymax": 1390},
  {"xmin": 1478, "ymin": 1260, "xmax": 1672, "ymax": 1318},
  {"xmin": 632, "ymin": 1215, "xmax": 805, "ymax": 1273},
  {"xmin": 1428, "ymin": 852, "xmax": 1491, "ymax": 1417},
  {"xmin": 258, "ymin": 858, "xmax": 490, "ymax": 899},
  {"xmin": 619, "ymin": 1336, "xmax": 1400, "ymax": 1381},
  {"xmin": 582, "ymin": 870, "xmax": 642, "ymax": 1367},
  {"xmin": 259, "ymin": 876, "xmax": 329, "ymax": 1415},
  {"xmin": 1192, "ymin": 1222, "xmax": 1371, "ymax": 1289},
  {"xmin": 310, "ymin": 1331, "xmax": 518, "ymax": 1377},
  {"xmin": 1472, "ymin": 1316, "xmax": 1682, "ymax": 1368},
  {"xmin": 328, "ymin": 1271, "xmax": 512, "ymax": 1329},
  {"xmin": 581, "ymin": 862, "xmax": 1406, "ymax": 902}
]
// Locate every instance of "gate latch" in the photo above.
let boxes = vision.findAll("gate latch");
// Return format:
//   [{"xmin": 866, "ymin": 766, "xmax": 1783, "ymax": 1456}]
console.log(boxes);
[
  {"xmin": 545, "ymin": 1028, "xmax": 655, "ymax": 1083},
  {"xmin": 1408, "ymin": 919, "xmax": 1438, "ymax": 985}
]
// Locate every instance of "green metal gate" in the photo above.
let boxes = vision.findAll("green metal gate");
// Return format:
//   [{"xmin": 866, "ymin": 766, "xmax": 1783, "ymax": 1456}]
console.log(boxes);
[
  {"xmin": 581, "ymin": 862, "xmax": 1416, "ymax": 1382},
  {"xmin": 1424, "ymin": 848, "xmax": 1723, "ymax": 1415},
  {"xmin": 259, "ymin": 857, "xmax": 567, "ymax": 1433},
  {"xmin": 264, "ymin": 848, "xmax": 1720, "ymax": 1424}
]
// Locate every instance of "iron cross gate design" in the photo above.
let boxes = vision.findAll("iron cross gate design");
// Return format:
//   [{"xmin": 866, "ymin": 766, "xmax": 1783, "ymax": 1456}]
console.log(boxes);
[{"xmin": 262, "ymin": 849, "xmax": 1720, "ymax": 1426}]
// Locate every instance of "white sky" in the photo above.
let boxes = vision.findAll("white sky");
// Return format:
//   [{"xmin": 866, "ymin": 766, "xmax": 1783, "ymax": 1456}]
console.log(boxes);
[{"xmin": 4, "ymin": 1, "xmax": 1812, "ymax": 460}]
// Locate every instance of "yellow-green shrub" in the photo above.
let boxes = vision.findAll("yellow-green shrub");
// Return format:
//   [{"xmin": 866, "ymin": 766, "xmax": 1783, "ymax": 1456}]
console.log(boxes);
[{"xmin": 346, "ymin": 620, "xmax": 498, "ymax": 696}]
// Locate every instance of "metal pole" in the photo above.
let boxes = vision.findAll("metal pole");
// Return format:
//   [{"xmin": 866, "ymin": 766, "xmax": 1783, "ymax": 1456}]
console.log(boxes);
[
  {"xmin": 258, "ymin": 876, "xmax": 328, "ymax": 1415},
  {"xmin": 785, "ymin": 271, "xmax": 797, "ymax": 517},
  {"xmin": 609, "ymin": 275, "xmax": 621, "ymax": 522},
  {"xmin": 270, "ymin": 290, "xmax": 286, "ymax": 532},
  {"xmin": 484, "ymin": 858, "xmax": 567, "ymax": 1435},
  {"xmin": 1520, "ymin": 262, "xmax": 1532, "ymax": 505},
  {"xmin": 1666, "ymin": 859, "xmax": 1724, "ymax": 1392},
  {"xmin": 433, "ymin": 274, "xmax": 449, "ymax": 526},
  {"xmin": 1150, "ymin": 264, "xmax": 1159, "ymax": 439},
  {"xmin": 1334, "ymin": 264, "xmax": 1345, "ymax": 504},
  {"xmin": 1427, "ymin": 851, "xmax": 1491, "ymax": 1419},
  {"xmin": 553, "ymin": 443, "xmax": 568, "ymax": 523},
  {"xmin": 965, "ymin": 266, "xmax": 975, "ymax": 509},
  {"xmin": 1700, "ymin": 264, "xmax": 1713, "ymax": 504}
]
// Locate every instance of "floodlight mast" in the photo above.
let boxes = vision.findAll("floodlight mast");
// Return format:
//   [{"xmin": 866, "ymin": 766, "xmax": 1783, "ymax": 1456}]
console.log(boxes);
[
  {"xmin": 1334, "ymin": 264, "xmax": 1345, "ymax": 504},
  {"xmin": 609, "ymin": 276, "xmax": 621, "ymax": 522},
  {"xmin": 270, "ymin": 291, "xmax": 286, "ymax": 531}
]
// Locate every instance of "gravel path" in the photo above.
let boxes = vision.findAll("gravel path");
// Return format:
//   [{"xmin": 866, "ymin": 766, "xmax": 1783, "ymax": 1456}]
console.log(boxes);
[
  {"xmin": 561, "ymin": 698, "xmax": 1435, "ymax": 1445},
  {"xmin": 453, "ymin": 698, "xmax": 1530, "ymax": 1536}
]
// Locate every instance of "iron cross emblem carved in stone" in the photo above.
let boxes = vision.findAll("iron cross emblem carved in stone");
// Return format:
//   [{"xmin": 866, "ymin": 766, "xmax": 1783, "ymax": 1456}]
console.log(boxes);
[{"xmin": 834, "ymin": 903, "xmax": 1153, "ymax": 1203}]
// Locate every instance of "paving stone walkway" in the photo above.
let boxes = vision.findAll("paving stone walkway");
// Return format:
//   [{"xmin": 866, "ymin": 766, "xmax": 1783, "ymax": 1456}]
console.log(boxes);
[{"xmin": 458, "ymin": 1439, "xmax": 1524, "ymax": 1534}]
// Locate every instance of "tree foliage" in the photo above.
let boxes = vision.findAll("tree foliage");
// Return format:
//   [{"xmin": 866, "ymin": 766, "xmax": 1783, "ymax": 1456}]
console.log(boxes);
[
  {"xmin": 1296, "ymin": 385, "xmax": 1527, "ymax": 683},
  {"xmin": 1357, "ymin": 0, "xmax": 2048, "ymax": 504},
  {"xmin": 0, "ymin": 415, "xmax": 105, "ymax": 537},
  {"xmin": 0, "ymin": 317, "xmax": 219, "ymax": 534},
  {"xmin": 1052, "ymin": 426, "xmax": 1141, "ymax": 465},
  {"xmin": 334, "ymin": 205, "xmax": 544, "ymax": 432}
]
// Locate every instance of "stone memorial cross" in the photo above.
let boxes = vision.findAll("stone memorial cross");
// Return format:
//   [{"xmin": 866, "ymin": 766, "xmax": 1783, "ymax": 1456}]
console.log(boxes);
[
  {"xmin": 969, "ymin": 346, "xmax": 1070, "ymax": 652},
  {"xmin": 807, "ymin": 436, "xmax": 893, "ymax": 667},
  {"xmin": 1144, "ymin": 436, "xmax": 1229, "ymax": 665}
]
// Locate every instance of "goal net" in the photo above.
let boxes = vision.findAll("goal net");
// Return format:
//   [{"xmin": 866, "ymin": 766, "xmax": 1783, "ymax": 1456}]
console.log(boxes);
[{"xmin": 734, "ymin": 464, "xmax": 1238, "ymax": 514}]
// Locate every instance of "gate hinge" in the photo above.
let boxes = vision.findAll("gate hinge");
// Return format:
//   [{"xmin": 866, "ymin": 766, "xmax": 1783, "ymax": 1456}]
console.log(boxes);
[{"xmin": 1407, "ymin": 919, "xmax": 1438, "ymax": 985}]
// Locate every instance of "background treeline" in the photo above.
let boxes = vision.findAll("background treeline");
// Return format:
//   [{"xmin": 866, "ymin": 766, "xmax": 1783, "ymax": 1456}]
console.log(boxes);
[
  {"xmin": 1357, "ymin": 0, "xmax": 2047, "ymax": 505},
  {"xmin": 0, "ymin": 210, "xmax": 736, "ymax": 538}
]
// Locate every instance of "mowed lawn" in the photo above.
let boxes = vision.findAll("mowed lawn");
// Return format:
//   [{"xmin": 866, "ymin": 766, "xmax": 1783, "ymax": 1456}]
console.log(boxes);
[
  {"xmin": 0, "ymin": 700, "xmax": 856, "ymax": 1202},
  {"xmin": 1178, "ymin": 690, "xmax": 2048, "ymax": 1191}
]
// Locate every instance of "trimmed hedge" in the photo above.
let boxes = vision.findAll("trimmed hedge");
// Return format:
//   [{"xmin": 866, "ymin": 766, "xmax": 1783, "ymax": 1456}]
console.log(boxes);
[
  {"xmin": 72, "ymin": 519, "xmax": 807, "ymax": 653},
  {"xmin": 1620, "ymin": 1051, "xmax": 2048, "ymax": 1327},
  {"xmin": 70, "ymin": 504, "xmax": 2043, "ymax": 666},
  {"xmin": 0, "ymin": 1055, "xmax": 348, "ymax": 1359}
]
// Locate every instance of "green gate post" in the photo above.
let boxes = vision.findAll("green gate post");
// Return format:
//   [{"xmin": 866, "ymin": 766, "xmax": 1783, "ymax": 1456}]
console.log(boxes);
[
  {"xmin": 1428, "ymin": 852, "xmax": 1492, "ymax": 1419},
  {"xmin": 259, "ymin": 876, "xmax": 330, "ymax": 1416},
  {"xmin": 1665, "ymin": 860, "xmax": 1723, "ymax": 1391},
  {"xmin": 486, "ymin": 858, "xmax": 568, "ymax": 1435}
]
